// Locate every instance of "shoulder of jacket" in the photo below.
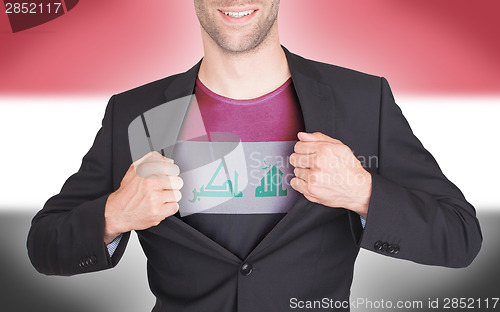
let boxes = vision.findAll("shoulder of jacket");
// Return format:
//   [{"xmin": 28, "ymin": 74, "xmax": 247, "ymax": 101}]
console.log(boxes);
[
  {"xmin": 291, "ymin": 52, "xmax": 383, "ymax": 87},
  {"xmin": 112, "ymin": 73, "xmax": 182, "ymax": 102}
]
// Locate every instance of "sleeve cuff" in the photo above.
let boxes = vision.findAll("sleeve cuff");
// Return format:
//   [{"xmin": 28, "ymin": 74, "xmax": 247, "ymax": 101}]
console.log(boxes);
[
  {"xmin": 106, "ymin": 234, "xmax": 123, "ymax": 257},
  {"xmin": 360, "ymin": 216, "xmax": 366, "ymax": 229}
]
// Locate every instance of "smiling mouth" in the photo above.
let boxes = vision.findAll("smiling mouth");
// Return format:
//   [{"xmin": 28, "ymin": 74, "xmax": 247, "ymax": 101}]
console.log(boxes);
[{"xmin": 219, "ymin": 9, "xmax": 257, "ymax": 18}]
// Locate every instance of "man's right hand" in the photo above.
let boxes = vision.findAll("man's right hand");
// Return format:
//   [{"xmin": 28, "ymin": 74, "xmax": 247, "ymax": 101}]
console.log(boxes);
[{"xmin": 103, "ymin": 151, "xmax": 183, "ymax": 244}]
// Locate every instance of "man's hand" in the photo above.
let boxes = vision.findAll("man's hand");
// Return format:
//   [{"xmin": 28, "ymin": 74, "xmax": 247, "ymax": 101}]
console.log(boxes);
[
  {"xmin": 103, "ymin": 151, "xmax": 183, "ymax": 244},
  {"xmin": 289, "ymin": 132, "xmax": 371, "ymax": 219}
]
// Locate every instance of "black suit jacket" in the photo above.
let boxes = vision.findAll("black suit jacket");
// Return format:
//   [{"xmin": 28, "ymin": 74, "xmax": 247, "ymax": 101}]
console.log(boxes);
[{"xmin": 27, "ymin": 46, "xmax": 482, "ymax": 311}]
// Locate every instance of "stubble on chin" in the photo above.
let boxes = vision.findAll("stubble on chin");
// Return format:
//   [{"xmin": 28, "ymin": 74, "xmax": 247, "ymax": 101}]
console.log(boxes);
[{"xmin": 195, "ymin": 0, "xmax": 280, "ymax": 55}]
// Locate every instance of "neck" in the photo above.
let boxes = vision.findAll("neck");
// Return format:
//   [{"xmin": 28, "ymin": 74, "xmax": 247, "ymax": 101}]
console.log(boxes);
[{"xmin": 198, "ymin": 26, "xmax": 291, "ymax": 100}]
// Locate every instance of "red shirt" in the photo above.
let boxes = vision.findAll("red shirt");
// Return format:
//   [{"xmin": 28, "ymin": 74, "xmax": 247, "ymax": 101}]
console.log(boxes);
[{"xmin": 174, "ymin": 77, "xmax": 305, "ymax": 259}]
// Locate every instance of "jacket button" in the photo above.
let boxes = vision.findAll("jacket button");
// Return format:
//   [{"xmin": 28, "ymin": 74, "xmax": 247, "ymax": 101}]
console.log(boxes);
[
  {"xmin": 89, "ymin": 256, "xmax": 97, "ymax": 265},
  {"xmin": 387, "ymin": 244, "xmax": 395, "ymax": 254},
  {"xmin": 381, "ymin": 242, "xmax": 389, "ymax": 252},
  {"xmin": 374, "ymin": 241, "xmax": 383, "ymax": 250},
  {"xmin": 393, "ymin": 245, "xmax": 400, "ymax": 254},
  {"xmin": 240, "ymin": 263, "xmax": 253, "ymax": 276}
]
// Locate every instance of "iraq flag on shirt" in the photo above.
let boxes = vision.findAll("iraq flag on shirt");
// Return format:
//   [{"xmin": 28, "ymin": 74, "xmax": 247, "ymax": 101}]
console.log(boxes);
[{"xmin": 129, "ymin": 77, "xmax": 305, "ymax": 260}]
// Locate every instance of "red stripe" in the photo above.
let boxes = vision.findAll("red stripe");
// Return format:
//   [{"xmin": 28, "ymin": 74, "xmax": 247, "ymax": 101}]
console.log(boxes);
[{"xmin": 0, "ymin": 0, "xmax": 498, "ymax": 95}]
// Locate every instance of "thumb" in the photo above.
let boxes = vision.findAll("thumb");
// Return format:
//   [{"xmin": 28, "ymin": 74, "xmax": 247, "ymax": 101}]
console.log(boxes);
[{"xmin": 297, "ymin": 132, "xmax": 339, "ymax": 143}]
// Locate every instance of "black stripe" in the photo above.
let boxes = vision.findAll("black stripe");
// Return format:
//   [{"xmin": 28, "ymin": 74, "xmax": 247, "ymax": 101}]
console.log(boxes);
[{"xmin": 140, "ymin": 114, "xmax": 151, "ymax": 137}]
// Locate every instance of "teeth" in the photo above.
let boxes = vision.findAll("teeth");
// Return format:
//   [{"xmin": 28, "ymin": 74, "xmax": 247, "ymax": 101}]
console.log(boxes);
[{"xmin": 222, "ymin": 10, "xmax": 255, "ymax": 18}]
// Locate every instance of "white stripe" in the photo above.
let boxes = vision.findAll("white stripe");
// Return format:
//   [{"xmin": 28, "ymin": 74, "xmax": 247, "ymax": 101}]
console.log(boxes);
[{"xmin": 0, "ymin": 96, "xmax": 498, "ymax": 212}]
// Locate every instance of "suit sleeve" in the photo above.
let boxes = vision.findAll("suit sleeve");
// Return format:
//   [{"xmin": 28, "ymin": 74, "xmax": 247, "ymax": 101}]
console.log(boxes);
[
  {"xmin": 354, "ymin": 77, "xmax": 482, "ymax": 268},
  {"xmin": 27, "ymin": 96, "xmax": 131, "ymax": 276}
]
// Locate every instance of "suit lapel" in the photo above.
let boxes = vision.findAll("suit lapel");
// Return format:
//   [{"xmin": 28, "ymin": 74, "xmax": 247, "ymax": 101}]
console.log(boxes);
[
  {"xmin": 153, "ymin": 47, "xmax": 338, "ymax": 261},
  {"xmin": 160, "ymin": 61, "xmax": 202, "ymax": 158},
  {"xmin": 162, "ymin": 60, "xmax": 200, "ymax": 102},
  {"xmin": 246, "ymin": 47, "xmax": 337, "ymax": 257},
  {"xmin": 284, "ymin": 46, "xmax": 336, "ymax": 136}
]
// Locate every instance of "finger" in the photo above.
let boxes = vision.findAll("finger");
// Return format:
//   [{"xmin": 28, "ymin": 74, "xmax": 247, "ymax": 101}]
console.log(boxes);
[
  {"xmin": 161, "ymin": 176, "xmax": 184, "ymax": 190},
  {"xmin": 142, "ymin": 155, "xmax": 174, "ymax": 165},
  {"xmin": 289, "ymin": 153, "xmax": 315, "ymax": 169},
  {"xmin": 290, "ymin": 177, "xmax": 317, "ymax": 201},
  {"xmin": 290, "ymin": 177, "xmax": 311, "ymax": 197},
  {"xmin": 136, "ymin": 162, "xmax": 180, "ymax": 178},
  {"xmin": 165, "ymin": 163, "xmax": 180, "ymax": 176},
  {"xmin": 297, "ymin": 132, "xmax": 342, "ymax": 144},
  {"xmin": 294, "ymin": 167, "xmax": 324, "ymax": 186},
  {"xmin": 290, "ymin": 176, "xmax": 306, "ymax": 193},
  {"xmin": 136, "ymin": 162, "xmax": 178, "ymax": 178},
  {"xmin": 158, "ymin": 190, "xmax": 182, "ymax": 203},
  {"xmin": 161, "ymin": 202, "xmax": 180, "ymax": 217},
  {"xmin": 293, "ymin": 141, "xmax": 325, "ymax": 154},
  {"xmin": 293, "ymin": 167, "xmax": 311, "ymax": 182}
]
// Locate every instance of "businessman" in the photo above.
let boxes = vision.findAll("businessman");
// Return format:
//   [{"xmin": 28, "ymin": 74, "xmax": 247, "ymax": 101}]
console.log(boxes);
[{"xmin": 27, "ymin": 1, "xmax": 482, "ymax": 311}]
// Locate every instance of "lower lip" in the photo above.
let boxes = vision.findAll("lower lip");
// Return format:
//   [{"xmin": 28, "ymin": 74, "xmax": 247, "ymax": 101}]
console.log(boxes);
[{"xmin": 218, "ymin": 10, "xmax": 258, "ymax": 24}]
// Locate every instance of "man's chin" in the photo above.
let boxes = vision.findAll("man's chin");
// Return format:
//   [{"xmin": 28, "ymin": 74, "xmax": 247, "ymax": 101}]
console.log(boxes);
[{"xmin": 215, "ymin": 35, "xmax": 267, "ymax": 55}]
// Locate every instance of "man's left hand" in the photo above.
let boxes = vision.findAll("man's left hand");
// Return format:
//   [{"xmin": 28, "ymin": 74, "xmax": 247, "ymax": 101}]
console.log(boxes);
[{"xmin": 289, "ymin": 132, "xmax": 372, "ymax": 219}]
